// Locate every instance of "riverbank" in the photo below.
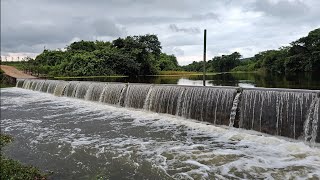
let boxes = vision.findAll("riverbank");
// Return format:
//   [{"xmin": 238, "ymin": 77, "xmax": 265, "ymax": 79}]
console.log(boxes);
[{"xmin": 0, "ymin": 134, "xmax": 48, "ymax": 179}]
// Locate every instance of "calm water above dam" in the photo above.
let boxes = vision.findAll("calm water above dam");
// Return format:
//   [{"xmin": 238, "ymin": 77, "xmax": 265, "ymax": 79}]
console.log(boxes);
[
  {"xmin": 57, "ymin": 72, "xmax": 320, "ymax": 90},
  {"xmin": 1, "ymin": 88, "xmax": 320, "ymax": 179}
]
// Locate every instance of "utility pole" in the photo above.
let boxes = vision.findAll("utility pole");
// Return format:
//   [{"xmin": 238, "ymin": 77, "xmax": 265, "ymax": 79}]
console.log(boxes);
[{"xmin": 203, "ymin": 29, "xmax": 207, "ymax": 86}]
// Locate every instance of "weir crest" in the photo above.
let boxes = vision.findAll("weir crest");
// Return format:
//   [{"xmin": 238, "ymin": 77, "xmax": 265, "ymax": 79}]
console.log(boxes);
[{"xmin": 17, "ymin": 79, "xmax": 320, "ymax": 143}]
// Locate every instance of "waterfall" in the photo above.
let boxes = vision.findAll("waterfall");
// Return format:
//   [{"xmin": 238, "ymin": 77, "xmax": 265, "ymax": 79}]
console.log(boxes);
[
  {"xmin": 30, "ymin": 80, "xmax": 38, "ymax": 90},
  {"xmin": 84, "ymin": 83, "xmax": 105, "ymax": 101},
  {"xmin": 239, "ymin": 89, "xmax": 316, "ymax": 140},
  {"xmin": 123, "ymin": 84, "xmax": 152, "ymax": 109},
  {"xmin": 53, "ymin": 81, "xmax": 69, "ymax": 96},
  {"xmin": 72, "ymin": 82, "xmax": 92, "ymax": 99},
  {"xmin": 16, "ymin": 79, "xmax": 320, "ymax": 143},
  {"xmin": 40, "ymin": 81, "xmax": 51, "ymax": 93},
  {"xmin": 47, "ymin": 81, "xmax": 60, "ymax": 94},
  {"xmin": 22, "ymin": 79, "xmax": 32, "ymax": 89},
  {"xmin": 304, "ymin": 96, "xmax": 320, "ymax": 143},
  {"xmin": 34, "ymin": 80, "xmax": 45, "ymax": 91},
  {"xmin": 63, "ymin": 81, "xmax": 80, "ymax": 97},
  {"xmin": 229, "ymin": 92, "xmax": 241, "ymax": 127},
  {"xmin": 99, "ymin": 83, "xmax": 127, "ymax": 105},
  {"xmin": 143, "ymin": 85, "xmax": 237, "ymax": 124},
  {"xmin": 16, "ymin": 79, "xmax": 25, "ymax": 88},
  {"xmin": 143, "ymin": 85, "xmax": 184, "ymax": 115}
]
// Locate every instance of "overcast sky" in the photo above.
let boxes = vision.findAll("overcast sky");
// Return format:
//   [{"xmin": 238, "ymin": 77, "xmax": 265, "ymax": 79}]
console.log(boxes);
[{"xmin": 1, "ymin": 0, "xmax": 319, "ymax": 65}]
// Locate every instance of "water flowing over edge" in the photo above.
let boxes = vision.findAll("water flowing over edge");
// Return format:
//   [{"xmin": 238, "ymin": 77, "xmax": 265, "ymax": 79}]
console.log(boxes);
[{"xmin": 17, "ymin": 79, "xmax": 320, "ymax": 143}]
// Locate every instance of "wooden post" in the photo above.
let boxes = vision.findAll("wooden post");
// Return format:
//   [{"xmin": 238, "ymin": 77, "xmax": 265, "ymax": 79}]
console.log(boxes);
[{"xmin": 203, "ymin": 29, "xmax": 207, "ymax": 86}]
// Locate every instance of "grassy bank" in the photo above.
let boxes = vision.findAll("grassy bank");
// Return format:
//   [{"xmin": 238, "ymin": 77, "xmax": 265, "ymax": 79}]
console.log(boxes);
[
  {"xmin": 157, "ymin": 71, "xmax": 218, "ymax": 76},
  {"xmin": 0, "ymin": 134, "xmax": 48, "ymax": 179},
  {"xmin": 54, "ymin": 75, "xmax": 127, "ymax": 79}
]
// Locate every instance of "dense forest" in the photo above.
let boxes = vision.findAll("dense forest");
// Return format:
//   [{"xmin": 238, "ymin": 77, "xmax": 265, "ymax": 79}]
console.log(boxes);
[
  {"xmin": 25, "ymin": 34, "xmax": 179, "ymax": 76},
  {"xmin": 15, "ymin": 28, "xmax": 320, "ymax": 76}
]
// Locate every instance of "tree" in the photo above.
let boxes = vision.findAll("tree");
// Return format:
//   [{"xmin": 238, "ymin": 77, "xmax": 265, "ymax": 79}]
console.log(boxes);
[
  {"xmin": 158, "ymin": 53, "xmax": 179, "ymax": 71},
  {"xmin": 210, "ymin": 52, "xmax": 241, "ymax": 72},
  {"xmin": 32, "ymin": 34, "xmax": 168, "ymax": 77}
]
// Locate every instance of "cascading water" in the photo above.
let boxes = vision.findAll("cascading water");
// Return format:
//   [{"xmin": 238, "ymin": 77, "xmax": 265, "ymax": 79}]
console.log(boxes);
[
  {"xmin": 229, "ymin": 92, "xmax": 241, "ymax": 127},
  {"xmin": 16, "ymin": 79, "xmax": 25, "ymax": 88},
  {"xmin": 15, "ymin": 79, "xmax": 320, "ymax": 142},
  {"xmin": 30, "ymin": 80, "xmax": 38, "ymax": 90},
  {"xmin": 239, "ymin": 88, "xmax": 316, "ymax": 140},
  {"xmin": 47, "ymin": 81, "xmax": 60, "ymax": 94},
  {"xmin": 22, "ymin": 79, "xmax": 32, "ymax": 89},
  {"xmin": 85, "ymin": 83, "xmax": 105, "ymax": 101},
  {"xmin": 40, "ymin": 81, "xmax": 51, "ymax": 92},
  {"xmin": 71, "ymin": 82, "xmax": 92, "ymax": 99},
  {"xmin": 304, "ymin": 96, "xmax": 320, "ymax": 143},
  {"xmin": 63, "ymin": 81, "xmax": 80, "ymax": 97},
  {"xmin": 144, "ymin": 85, "xmax": 185, "ymax": 115},
  {"xmin": 53, "ymin": 81, "xmax": 69, "ymax": 96},
  {"xmin": 144, "ymin": 85, "xmax": 237, "ymax": 124},
  {"xmin": 34, "ymin": 80, "xmax": 45, "ymax": 91},
  {"xmin": 123, "ymin": 84, "xmax": 152, "ymax": 109},
  {"xmin": 99, "ymin": 83, "xmax": 127, "ymax": 105}
]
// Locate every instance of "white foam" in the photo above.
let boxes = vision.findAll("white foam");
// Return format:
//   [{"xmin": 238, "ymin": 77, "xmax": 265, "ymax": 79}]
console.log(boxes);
[{"xmin": 1, "ymin": 88, "xmax": 320, "ymax": 179}]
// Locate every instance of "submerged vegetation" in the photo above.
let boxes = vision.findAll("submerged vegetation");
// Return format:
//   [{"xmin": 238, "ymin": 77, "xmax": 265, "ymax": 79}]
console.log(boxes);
[{"xmin": 0, "ymin": 134, "xmax": 47, "ymax": 179}]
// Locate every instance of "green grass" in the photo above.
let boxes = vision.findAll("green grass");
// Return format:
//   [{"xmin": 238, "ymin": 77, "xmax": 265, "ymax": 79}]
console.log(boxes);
[
  {"xmin": 156, "ymin": 71, "xmax": 218, "ymax": 76},
  {"xmin": 54, "ymin": 75, "xmax": 128, "ymax": 79},
  {"xmin": 0, "ymin": 134, "xmax": 48, "ymax": 180}
]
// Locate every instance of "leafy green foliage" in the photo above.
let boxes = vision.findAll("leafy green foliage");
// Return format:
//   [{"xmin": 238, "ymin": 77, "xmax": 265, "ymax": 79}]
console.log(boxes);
[
  {"xmin": 181, "ymin": 52, "xmax": 241, "ymax": 72},
  {"xmin": 0, "ymin": 69, "xmax": 14, "ymax": 88},
  {"xmin": 0, "ymin": 156, "xmax": 47, "ymax": 180},
  {"xmin": 209, "ymin": 52, "xmax": 241, "ymax": 72},
  {"xmin": 181, "ymin": 61, "xmax": 204, "ymax": 72},
  {"xmin": 0, "ymin": 134, "xmax": 12, "ymax": 148},
  {"xmin": 158, "ymin": 53, "xmax": 180, "ymax": 71},
  {"xmin": 234, "ymin": 28, "xmax": 320, "ymax": 73},
  {"xmin": 0, "ymin": 134, "xmax": 47, "ymax": 179},
  {"xmin": 12, "ymin": 28, "xmax": 320, "ymax": 76},
  {"xmin": 27, "ymin": 34, "xmax": 180, "ymax": 77}
]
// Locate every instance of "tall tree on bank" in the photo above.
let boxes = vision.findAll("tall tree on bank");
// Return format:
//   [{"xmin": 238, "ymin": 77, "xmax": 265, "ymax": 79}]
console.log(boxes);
[{"xmin": 33, "ymin": 34, "xmax": 169, "ymax": 76}]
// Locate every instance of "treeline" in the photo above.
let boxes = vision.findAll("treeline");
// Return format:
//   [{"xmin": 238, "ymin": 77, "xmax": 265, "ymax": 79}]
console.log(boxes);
[
  {"xmin": 26, "ymin": 34, "xmax": 179, "ymax": 76},
  {"xmin": 182, "ymin": 52, "xmax": 241, "ymax": 72},
  {"xmin": 182, "ymin": 28, "xmax": 320, "ymax": 73},
  {"xmin": 13, "ymin": 28, "xmax": 320, "ymax": 76}
]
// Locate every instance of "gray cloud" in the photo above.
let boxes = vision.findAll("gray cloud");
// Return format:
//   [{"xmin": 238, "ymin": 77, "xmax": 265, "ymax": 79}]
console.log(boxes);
[
  {"xmin": 117, "ymin": 12, "xmax": 220, "ymax": 25},
  {"xmin": 92, "ymin": 18, "xmax": 125, "ymax": 36},
  {"xmin": 169, "ymin": 24, "xmax": 200, "ymax": 34},
  {"xmin": 1, "ymin": 0, "xmax": 319, "ymax": 65},
  {"xmin": 252, "ymin": 0, "xmax": 308, "ymax": 18},
  {"xmin": 191, "ymin": 12, "xmax": 220, "ymax": 21}
]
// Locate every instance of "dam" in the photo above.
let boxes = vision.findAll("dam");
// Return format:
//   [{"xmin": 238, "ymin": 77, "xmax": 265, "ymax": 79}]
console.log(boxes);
[{"xmin": 17, "ymin": 79, "xmax": 320, "ymax": 143}]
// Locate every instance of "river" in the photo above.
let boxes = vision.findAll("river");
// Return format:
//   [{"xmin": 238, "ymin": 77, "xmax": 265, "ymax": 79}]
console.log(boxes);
[{"xmin": 1, "ymin": 87, "xmax": 320, "ymax": 179}]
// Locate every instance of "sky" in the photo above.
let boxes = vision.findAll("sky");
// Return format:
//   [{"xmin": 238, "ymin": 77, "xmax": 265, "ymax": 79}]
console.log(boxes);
[{"xmin": 1, "ymin": 0, "xmax": 320, "ymax": 65}]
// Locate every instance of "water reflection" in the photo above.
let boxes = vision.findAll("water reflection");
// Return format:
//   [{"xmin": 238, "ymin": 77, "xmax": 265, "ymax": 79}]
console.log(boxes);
[
  {"xmin": 177, "ymin": 78, "xmax": 255, "ymax": 88},
  {"xmin": 55, "ymin": 72, "xmax": 320, "ymax": 90}
]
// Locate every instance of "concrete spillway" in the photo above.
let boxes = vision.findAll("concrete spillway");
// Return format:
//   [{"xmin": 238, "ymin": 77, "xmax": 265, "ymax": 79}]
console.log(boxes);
[{"xmin": 17, "ymin": 79, "xmax": 320, "ymax": 143}]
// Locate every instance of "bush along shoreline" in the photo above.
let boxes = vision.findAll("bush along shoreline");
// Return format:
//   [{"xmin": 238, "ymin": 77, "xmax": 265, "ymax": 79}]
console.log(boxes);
[{"xmin": 0, "ymin": 134, "xmax": 49, "ymax": 180}]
